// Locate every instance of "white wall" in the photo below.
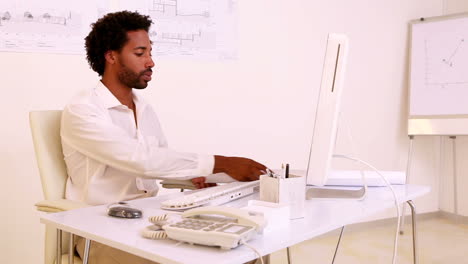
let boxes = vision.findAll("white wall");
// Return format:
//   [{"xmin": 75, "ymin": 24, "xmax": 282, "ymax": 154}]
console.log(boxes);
[
  {"xmin": 1, "ymin": 1, "xmax": 462, "ymax": 263},
  {"xmin": 446, "ymin": 0, "xmax": 468, "ymax": 13}
]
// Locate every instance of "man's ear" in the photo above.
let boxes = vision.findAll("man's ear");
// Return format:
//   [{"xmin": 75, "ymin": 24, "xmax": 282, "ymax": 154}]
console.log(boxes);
[{"xmin": 104, "ymin": 50, "xmax": 116, "ymax": 64}]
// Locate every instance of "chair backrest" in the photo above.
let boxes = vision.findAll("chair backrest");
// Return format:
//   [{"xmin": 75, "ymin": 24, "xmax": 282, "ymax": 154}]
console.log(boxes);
[
  {"xmin": 30, "ymin": 110, "xmax": 78, "ymax": 264},
  {"xmin": 29, "ymin": 110, "xmax": 68, "ymax": 200}
]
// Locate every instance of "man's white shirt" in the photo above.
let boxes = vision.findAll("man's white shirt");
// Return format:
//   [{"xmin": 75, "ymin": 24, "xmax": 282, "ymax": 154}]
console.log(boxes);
[{"xmin": 61, "ymin": 81, "xmax": 214, "ymax": 205}]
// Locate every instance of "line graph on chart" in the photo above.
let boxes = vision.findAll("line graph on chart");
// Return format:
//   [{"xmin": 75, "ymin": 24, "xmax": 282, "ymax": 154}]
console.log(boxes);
[
  {"xmin": 424, "ymin": 35, "xmax": 468, "ymax": 89},
  {"xmin": 410, "ymin": 15, "xmax": 468, "ymax": 116}
]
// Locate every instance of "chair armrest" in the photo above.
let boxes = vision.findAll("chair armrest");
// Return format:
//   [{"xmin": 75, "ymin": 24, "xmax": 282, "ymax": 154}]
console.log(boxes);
[
  {"xmin": 35, "ymin": 199, "xmax": 89, "ymax": 212},
  {"xmin": 160, "ymin": 179, "xmax": 197, "ymax": 190}
]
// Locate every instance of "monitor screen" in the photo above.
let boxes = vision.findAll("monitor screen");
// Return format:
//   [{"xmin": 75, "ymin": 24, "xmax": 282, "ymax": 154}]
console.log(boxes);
[{"xmin": 306, "ymin": 33, "xmax": 349, "ymax": 186}]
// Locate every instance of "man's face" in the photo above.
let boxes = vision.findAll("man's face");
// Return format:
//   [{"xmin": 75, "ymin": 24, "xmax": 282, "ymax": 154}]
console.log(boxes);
[{"xmin": 115, "ymin": 30, "xmax": 154, "ymax": 89}]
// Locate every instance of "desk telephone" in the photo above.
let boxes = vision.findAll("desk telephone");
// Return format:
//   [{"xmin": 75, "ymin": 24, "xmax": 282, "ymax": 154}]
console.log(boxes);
[{"xmin": 142, "ymin": 206, "xmax": 266, "ymax": 250}]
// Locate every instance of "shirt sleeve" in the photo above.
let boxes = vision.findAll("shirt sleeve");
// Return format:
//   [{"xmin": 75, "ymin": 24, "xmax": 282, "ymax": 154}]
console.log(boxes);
[{"xmin": 61, "ymin": 103, "xmax": 214, "ymax": 179}]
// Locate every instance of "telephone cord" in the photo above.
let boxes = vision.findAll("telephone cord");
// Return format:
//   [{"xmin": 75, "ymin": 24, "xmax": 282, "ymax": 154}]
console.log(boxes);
[
  {"xmin": 240, "ymin": 239, "xmax": 264, "ymax": 264},
  {"xmin": 142, "ymin": 213, "xmax": 182, "ymax": 240},
  {"xmin": 141, "ymin": 225, "xmax": 168, "ymax": 240}
]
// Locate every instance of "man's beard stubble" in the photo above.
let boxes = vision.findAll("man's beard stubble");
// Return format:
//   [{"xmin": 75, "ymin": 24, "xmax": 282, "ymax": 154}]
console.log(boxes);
[{"xmin": 117, "ymin": 64, "xmax": 152, "ymax": 89}]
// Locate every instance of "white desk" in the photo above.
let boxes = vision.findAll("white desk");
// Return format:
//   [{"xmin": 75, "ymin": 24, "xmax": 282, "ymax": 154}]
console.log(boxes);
[{"xmin": 40, "ymin": 185, "xmax": 430, "ymax": 264}]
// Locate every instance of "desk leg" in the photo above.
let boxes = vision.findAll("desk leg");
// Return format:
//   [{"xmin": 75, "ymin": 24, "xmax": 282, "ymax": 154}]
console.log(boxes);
[
  {"xmin": 56, "ymin": 229, "xmax": 62, "ymax": 264},
  {"xmin": 407, "ymin": 200, "xmax": 418, "ymax": 264},
  {"xmin": 83, "ymin": 239, "xmax": 91, "ymax": 264},
  {"xmin": 332, "ymin": 226, "xmax": 345, "ymax": 264},
  {"xmin": 286, "ymin": 247, "xmax": 291, "ymax": 264},
  {"xmin": 68, "ymin": 233, "xmax": 74, "ymax": 264}
]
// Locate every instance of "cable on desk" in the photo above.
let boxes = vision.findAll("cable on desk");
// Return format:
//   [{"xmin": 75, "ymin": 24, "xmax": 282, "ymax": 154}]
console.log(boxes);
[
  {"xmin": 148, "ymin": 214, "xmax": 169, "ymax": 222},
  {"xmin": 143, "ymin": 213, "xmax": 182, "ymax": 240},
  {"xmin": 148, "ymin": 214, "xmax": 170, "ymax": 229},
  {"xmin": 333, "ymin": 154, "xmax": 402, "ymax": 264},
  {"xmin": 240, "ymin": 238, "xmax": 264, "ymax": 264},
  {"xmin": 338, "ymin": 115, "xmax": 369, "ymax": 201},
  {"xmin": 141, "ymin": 225, "xmax": 168, "ymax": 240}
]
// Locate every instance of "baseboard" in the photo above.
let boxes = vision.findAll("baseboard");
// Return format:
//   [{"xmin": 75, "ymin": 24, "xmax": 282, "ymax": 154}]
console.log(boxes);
[{"xmin": 438, "ymin": 210, "xmax": 468, "ymax": 224}]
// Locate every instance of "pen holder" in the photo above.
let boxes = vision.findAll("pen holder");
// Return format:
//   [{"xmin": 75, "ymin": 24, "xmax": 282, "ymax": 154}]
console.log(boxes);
[{"xmin": 259, "ymin": 174, "xmax": 305, "ymax": 219}]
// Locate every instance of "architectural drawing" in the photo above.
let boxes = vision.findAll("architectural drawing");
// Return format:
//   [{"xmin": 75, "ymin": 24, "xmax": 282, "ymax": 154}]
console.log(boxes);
[
  {"xmin": 0, "ymin": 1, "xmax": 107, "ymax": 54},
  {"xmin": 121, "ymin": 0, "xmax": 238, "ymax": 59},
  {"xmin": 0, "ymin": 9, "xmax": 83, "ymax": 53},
  {"xmin": 0, "ymin": 0, "xmax": 237, "ymax": 59}
]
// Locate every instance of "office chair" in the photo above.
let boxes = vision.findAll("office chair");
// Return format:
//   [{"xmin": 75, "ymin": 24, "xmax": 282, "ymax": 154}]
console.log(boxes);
[
  {"xmin": 29, "ymin": 110, "xmax": 194, "ymax": 264},
  {"xmin": 30, "ymin": 110, "xmax": 86, "ymax": 264}
]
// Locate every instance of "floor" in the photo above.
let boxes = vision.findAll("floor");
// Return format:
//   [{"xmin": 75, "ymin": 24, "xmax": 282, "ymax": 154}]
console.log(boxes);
[{"xmin": 269, "ymin": 216, "xmax": 468, "ymax": 264}]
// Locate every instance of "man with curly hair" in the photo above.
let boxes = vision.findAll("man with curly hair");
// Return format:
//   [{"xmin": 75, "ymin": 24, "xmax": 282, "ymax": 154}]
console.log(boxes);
[{"xmin": 60, "ymin": 10, "xmax": 267, "ymax": 263}]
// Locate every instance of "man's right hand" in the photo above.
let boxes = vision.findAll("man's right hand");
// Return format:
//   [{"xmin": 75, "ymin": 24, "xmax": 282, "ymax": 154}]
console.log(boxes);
[{"xmin": 213, "ymin": 155, "xmax": 267, "ymax": 182}]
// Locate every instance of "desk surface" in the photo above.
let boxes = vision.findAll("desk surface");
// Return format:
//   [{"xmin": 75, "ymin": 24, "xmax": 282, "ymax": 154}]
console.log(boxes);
[{"xmin": 40, "ymin": 185, "xmax": 430, "ymax": 264}]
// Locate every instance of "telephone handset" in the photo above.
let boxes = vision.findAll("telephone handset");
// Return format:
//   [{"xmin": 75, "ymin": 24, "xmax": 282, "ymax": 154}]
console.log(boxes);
[{"xmin": 142, "ymin": 206, "xmax": 266, "ymax": 250}]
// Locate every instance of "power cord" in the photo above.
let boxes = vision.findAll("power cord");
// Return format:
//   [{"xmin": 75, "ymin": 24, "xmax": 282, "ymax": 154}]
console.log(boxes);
[
  {"xmin": 333, "ymin": 154, "xmax": 402, "ymax": 264},
  {"xmin": 240, "ymin": 238, "xmax": 264, "ymax": 264},
  {"xmin": 338, "ymin": 113, "xmax": 368, "ymax": 200}
]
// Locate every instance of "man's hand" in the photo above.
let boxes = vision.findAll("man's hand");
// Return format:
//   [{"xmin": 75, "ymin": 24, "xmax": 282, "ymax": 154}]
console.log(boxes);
[
  {"xmin": 213, "ymin": 155, "xmax": 267, "ymax": 181},
  {"xmin": 190, "ymin": 177, "xmax": 217, "ymax": 189}
]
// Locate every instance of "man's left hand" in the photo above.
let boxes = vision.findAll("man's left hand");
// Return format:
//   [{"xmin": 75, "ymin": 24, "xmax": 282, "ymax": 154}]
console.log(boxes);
[{"xmin": 191, "ymin": 177, "xmax": 217, "ymax": 189}]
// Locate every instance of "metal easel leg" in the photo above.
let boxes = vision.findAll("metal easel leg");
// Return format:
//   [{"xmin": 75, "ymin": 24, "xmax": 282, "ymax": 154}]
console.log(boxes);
[
  {"xmin": 83, "ymin": 239, "xmax": 91, "ymax": 264},
  {"xmin": 400, "ymin": 135, "xmax": 414, "ymax": 235},
  {"xmin": 331, "ymin": 226, "xmax": 345, "ymax": 264},
  {"xmin": 68, "ymin": 233, "xmax": 74, "ymax": 264},
  {"xmin": 56, "ymin": 229, "xmax": 62, "ymax": 264},
  {"xmin": 407, "ymin": 200, "xmax": 418, "ymax": 264},
  {"xmin": 450, "ymin": 136, "xmax": 459, "ymax": 220}
]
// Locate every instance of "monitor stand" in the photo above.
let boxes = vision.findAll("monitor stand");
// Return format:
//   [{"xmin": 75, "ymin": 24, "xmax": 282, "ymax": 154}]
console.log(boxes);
[{"xmin": 306, "ymin": 186, "xmax": 366, "ymax": 200}]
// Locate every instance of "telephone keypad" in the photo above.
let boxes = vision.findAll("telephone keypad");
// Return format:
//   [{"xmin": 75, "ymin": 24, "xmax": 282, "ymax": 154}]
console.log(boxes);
[{"xmin": 171, "ymin": 219, "xmax": 231, "ymax": 232}]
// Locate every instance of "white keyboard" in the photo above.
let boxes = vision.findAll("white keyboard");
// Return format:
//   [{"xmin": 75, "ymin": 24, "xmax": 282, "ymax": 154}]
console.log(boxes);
[{"xmin": 161, "ymin": 181, "xmax": 259, "ymax": 210}]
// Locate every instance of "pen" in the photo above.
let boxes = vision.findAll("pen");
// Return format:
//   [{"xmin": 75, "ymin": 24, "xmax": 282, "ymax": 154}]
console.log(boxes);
[{"xmin": 285, "ymin": 163, "xmax": 289, "ymax": 178}]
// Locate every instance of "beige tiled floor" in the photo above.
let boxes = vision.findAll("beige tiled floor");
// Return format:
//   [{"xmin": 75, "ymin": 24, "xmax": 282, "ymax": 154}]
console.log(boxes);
[{"xmin": 270, "ymin": 216, "xmax": 468, "ymax": 264}]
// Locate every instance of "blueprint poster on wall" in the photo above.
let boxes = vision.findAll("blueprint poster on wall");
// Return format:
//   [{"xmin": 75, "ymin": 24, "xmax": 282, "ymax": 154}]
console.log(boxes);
[
  {"xmin": 0, "ymin": 0, "xmax": 238, "ymax": 60},
  {"xmin": 119, "ymin": 0, "xmax": 238, "ymax": 59},
  {"xmin": 0, "ymin": 0, "xmax": 108, "ymax": 54}
]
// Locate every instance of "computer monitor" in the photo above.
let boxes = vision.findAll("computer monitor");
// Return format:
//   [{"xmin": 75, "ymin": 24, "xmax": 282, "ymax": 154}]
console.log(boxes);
[
  {"xmin": 305, "ymin": 34, "xmax": 365, "ymax": 199},
  {"xmin": 306, "ymin": 33, "xmax": 348, "ymax": 186}
]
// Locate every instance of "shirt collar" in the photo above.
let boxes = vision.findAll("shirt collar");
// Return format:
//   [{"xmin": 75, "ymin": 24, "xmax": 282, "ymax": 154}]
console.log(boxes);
[
  {"xmin": 131, "ymin": 90, "xmax": 150, "ymax": 115},
  {"xmin": 94, "ymin": 81, "xmax": 149, "ymax": 111},
  {"xmin": 132, "ymin": 90, "xmax": 147, "ymax": 110},
  {"xmin": 95, "ymin": 81, "xmax": 123, "ymax": 109}
]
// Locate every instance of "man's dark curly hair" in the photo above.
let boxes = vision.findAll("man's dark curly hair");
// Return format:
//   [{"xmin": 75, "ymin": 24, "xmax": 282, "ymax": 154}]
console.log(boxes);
[{"xmin": 85, "ymin": 11, "xmax": 153, "ymax": 76}]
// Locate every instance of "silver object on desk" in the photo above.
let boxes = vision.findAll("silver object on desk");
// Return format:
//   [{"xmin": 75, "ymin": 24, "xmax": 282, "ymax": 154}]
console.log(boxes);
[{"xmin": 107, "ymin": 202, "xmax": 142, "ymax": 218}]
